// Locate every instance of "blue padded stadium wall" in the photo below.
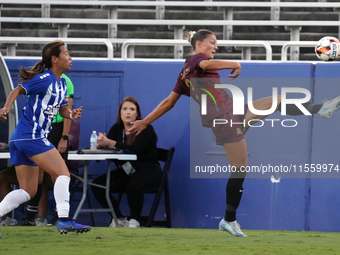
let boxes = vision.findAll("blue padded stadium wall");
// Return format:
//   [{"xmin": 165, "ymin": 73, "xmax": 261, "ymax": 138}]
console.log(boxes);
[
  {"xmin": 309, "ymin": 63, "xmax": 340, "ymax": 232},
  {"xmin": 4, "ymin": 58, "xmax": 340, "ymax": 232}
]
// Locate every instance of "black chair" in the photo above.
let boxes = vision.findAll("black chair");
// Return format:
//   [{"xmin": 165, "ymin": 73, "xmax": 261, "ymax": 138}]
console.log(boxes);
[{"xmin": 117, "ymin": 147, "xmax": 175, "ymax": 228}]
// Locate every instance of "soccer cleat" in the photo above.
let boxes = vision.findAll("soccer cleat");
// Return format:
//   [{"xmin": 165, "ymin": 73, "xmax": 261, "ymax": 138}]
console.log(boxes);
[
  {"xmin": 127, "ymin": 219, "xmax": 140, "ymax": 228},
  {"xmin": 0, "ymin": 216, "xmax": 18, "ymax": 226},
  {"xmin": 219, "ymin": 219, "xmax": 247, "ymax": 237},
  {"xmin": 21, "ymin": 218, "xmax": 36, "ymax": 226},
  {"xmin": 57, "ymin": 220, "xmax": 91, "ymax": 234},
  {"xmin": 35, "ymin": 216, "xmax": 47, "ymax": 227},
  {"xmin": 109, "ymin": 217, "xmax": 128, "ymax": 227},
  {"xmin": 318, "ymin": 95, "xmax": 340, "ymax": 118}
]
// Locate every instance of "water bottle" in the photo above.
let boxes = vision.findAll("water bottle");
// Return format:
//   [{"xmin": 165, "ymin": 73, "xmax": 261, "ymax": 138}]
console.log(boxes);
[{"xmin": 90, "ymin": 131, "xmax": 98, "ymax": 150}]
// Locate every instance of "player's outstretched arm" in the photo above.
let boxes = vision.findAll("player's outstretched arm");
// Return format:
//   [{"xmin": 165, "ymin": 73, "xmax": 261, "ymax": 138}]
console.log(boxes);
[
  {"xmin": 128, "ymin": 92, "xmax": 181, "ymax": 135},
  {"xmin": 59, "ymin": 105, "xmax": 83, "ymax": 120},
  {"xmin": 200, "ymin": 60, "xmax": 241, "ymax": 80},
  {"xmin": 0, "ymin": 86, "xmax": 26, "ymax": 120}
]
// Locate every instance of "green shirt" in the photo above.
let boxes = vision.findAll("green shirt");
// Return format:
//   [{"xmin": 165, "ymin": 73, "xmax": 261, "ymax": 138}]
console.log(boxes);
[{"xmin": 53, "ymin": 74, "xmax": 74, "ymax": 123}]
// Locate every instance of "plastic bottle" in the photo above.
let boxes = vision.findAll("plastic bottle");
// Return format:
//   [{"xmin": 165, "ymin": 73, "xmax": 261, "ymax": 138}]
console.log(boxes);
[{"xmin": 90, "ymin": 131, "xmax": 98, "ymax": 150}]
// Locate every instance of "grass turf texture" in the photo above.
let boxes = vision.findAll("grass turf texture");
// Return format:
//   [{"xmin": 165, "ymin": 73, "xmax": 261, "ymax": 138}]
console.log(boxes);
[{"xmin": 0, "ymin": 227, "xmax": 339, "ymax": 255}]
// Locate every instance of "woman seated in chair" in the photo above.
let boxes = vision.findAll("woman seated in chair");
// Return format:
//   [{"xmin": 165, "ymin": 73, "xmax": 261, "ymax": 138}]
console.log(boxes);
[{"xmin": 92, "ymin": 96, "xmax": 162, "ymax": 228}]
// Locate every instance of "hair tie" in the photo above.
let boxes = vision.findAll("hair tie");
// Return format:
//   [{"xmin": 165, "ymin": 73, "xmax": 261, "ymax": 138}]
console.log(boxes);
[
  {"xmin": 190, "ymin": 31, "xmax": 196, "ymax": 42},
  {"xmin": 40, "ymin": 60, "xmax": 46, "ymax": 69}
]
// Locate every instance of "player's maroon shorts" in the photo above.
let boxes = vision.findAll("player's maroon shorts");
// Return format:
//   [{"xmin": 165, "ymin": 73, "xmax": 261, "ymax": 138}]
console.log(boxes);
[{"xmin": 210, "ymin": 104, "xmax": 248, "ymax": 145}]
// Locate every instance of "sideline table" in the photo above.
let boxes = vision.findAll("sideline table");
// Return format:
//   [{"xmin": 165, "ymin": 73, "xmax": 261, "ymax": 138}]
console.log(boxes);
[
  {"xmin": 68, "ymin": 151, "xmax": 137, "ymax": 225},
  {"xmin": 0, "ymin": 152, "xmax": 10, "ymax": 159},
  {"xmin": 0, "ymin": 151, "xmax": 137, "ymax": 226}
]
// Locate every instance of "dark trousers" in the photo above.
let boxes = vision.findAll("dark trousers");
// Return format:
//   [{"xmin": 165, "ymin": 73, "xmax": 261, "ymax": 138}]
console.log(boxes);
[{"xmin": 91, "ymin": 163, "xmax": 162, "ymax": 221}]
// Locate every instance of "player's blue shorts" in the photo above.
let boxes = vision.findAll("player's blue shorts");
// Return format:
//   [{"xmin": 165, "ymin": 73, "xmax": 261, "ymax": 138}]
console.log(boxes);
[{"xmin": 9, "ymin": 138, "xmax": 55, "ymax": 166}]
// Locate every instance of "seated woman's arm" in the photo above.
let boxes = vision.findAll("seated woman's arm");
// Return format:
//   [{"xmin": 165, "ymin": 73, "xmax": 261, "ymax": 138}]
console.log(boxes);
[{"xmin": 98, "ymin": 125, "xmax": 156, "ymax": 154}]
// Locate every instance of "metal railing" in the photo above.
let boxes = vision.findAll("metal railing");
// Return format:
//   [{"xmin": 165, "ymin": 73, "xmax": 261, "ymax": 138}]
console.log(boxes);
[
  {"xmin": 0, "ymin": 1, "xmax": 338, "ymax": 52},
  {"xmin": 0, "ymin": 37, "xmax": 114, "ymax": 59},
  {"xmin": 121, "ymin": 39, "xmax": 273, "ymax": 61},
  {"xmin": 281, "ymin": 41, "xmax": 317, "ymax": 61},
  {"xmin": 0, "ymin": 1, "xmax": 335, "ymax": 60},
  {"xmin": 0, "ymin": 17, "xmax": 339, "ymax": 27},
  {"xmin": 0, "ymin": 37, "xmax": 324, "ymax": 61},
  {"xmin": 0, "ymin": 37, "xmax": 274, "ymax": 61},
  {"xmin": 121, "ymin": 39, "xmax": 189, "ymax": 60},
  {"xmin": 1, "ymin": 1, "xmax": 340, "ymax": 8}
]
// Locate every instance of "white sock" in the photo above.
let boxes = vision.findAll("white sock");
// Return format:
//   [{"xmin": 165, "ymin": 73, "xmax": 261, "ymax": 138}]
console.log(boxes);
[
  {"xmin": 0, "ymin": 189, "xmax": 31, "ymax": 217},
  {"xmin": 54, "ymin": 175, "xmax": 70, "ymax": 219}
]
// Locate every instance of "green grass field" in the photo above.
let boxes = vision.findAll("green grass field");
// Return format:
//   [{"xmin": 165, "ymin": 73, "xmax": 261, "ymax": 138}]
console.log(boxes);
[{"xmin": 0, "ymin": 226, "xmax": 339, "ymax": 255}]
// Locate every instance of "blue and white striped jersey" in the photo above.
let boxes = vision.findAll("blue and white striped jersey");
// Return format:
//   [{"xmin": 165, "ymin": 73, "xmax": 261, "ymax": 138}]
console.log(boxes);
[{"xmin": 10, "ymin": 69, "xmax": 69, "ymax": 141}]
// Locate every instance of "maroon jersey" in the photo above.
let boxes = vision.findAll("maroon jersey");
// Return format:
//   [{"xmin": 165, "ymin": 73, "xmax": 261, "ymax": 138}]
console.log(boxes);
[{"xmin": 173, "ymin": 53, "xmax": 233, "ymax": 127}]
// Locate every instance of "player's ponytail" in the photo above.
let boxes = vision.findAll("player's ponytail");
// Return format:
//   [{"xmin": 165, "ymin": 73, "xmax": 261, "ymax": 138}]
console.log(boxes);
[{"xmin": 19, "ymin": 40, "xmax": 65, "ymax": 82}]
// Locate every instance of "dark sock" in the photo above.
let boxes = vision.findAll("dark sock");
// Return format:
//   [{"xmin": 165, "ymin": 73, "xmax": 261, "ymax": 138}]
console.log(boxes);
[
  {"xmin": 224, "ymin": 168, "xmax": 246, "ymax": 222},
  {"xmin": 277, "ymin": 102, "xmax": 322, "ymax": 115},
  {"xmin": 26, "ymin": 206, "xmax": 38, "ymax": 221},
  {"xmin": 26, "ymin": 184, "xmax": 42, "ymax": 220},
  {"xmin": 58, "ymin": 217, "xmax": 71, "ymax": 222}
]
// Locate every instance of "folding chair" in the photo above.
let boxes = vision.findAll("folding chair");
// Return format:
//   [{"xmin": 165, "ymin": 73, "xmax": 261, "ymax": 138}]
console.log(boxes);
[{"xmin": 117, "ymin": 147, "xmax": 175, "ymax": 228}]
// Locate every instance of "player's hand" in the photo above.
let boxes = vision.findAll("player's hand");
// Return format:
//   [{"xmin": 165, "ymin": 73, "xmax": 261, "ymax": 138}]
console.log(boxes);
[
  {"xmin": 228, "ymin": 68, "xmax": 241, "ymax": 80},
  {"xmin": 0, "ymin": 107, "xmax": 9, "ymax": 120},
  {"xmin": 71, "ymin": 106, "xmax": 83, "ymax": 120},
  {"xmin": 128, "ymin": 120, "xmax": 147, "ymax": 135},
  {"xmin": 57, "ymin": 139, "xmax": 67, "ymax": 153}
]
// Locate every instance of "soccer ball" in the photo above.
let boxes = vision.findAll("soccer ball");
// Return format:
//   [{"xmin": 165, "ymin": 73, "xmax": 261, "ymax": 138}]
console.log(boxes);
[{"xmin": 315, "ymin": 36, "xmax": 340, "ymax": 61}]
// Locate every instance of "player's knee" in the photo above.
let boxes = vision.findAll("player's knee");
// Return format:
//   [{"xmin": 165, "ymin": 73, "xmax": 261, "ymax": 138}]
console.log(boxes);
[
  {"xmin": 53, "ymin": 171, "xmax": 70, "ymax": 181},
  {"xmin": 21, "ymin": 187, "xmax": 37, "ymax": 199}
]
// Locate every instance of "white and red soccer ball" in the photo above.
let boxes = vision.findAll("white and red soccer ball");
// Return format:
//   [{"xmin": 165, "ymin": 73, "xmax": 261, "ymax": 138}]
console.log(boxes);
[{"xmin": 315, "ymin": 36, "xmax": 340, "ymax": 61}]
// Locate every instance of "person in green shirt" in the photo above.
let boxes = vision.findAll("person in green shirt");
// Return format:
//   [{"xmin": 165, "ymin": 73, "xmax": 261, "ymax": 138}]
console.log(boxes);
[{"xmin": 51, "ymin": 73, "xmax": 75, "ymax": 160}]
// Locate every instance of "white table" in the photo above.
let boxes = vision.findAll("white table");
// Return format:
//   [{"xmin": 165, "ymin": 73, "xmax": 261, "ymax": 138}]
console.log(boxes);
[
  {"xmin": 0, "ymin": 152, "xmax": 10, "ymax": 159},
  {"xmin": 0, "ymin": 151, "xmax": 137, "ymax": 226},
  {"xmin": 68, "ymin": 152, "xmax": 137, "ymax": 225}
]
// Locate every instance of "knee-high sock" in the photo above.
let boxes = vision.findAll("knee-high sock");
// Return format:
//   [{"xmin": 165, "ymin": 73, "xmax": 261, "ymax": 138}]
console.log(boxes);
[
  {"xmin": 225, "ymin": 169, "xmax": 246, "ymax": 222},
  {"xmin": 54, "ymin": 175, "xmax": 70, "ymax": 219},
  {"xmin": 0, "ymin": 189, "xmax": 31, "ymax": 217},
  {"xmin": 277, "ymin": 102, "xmax": 322, "ymax": 115},
  {"xmin": 26, "ymin": 184, "xmax": 42, "ymax": 220}
]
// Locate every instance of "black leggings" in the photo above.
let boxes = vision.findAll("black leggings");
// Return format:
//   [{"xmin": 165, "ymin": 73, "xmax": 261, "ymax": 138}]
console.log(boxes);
[{"xmin": 91, "ymin": 163, "xmax": 162, "ymax": 221}]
